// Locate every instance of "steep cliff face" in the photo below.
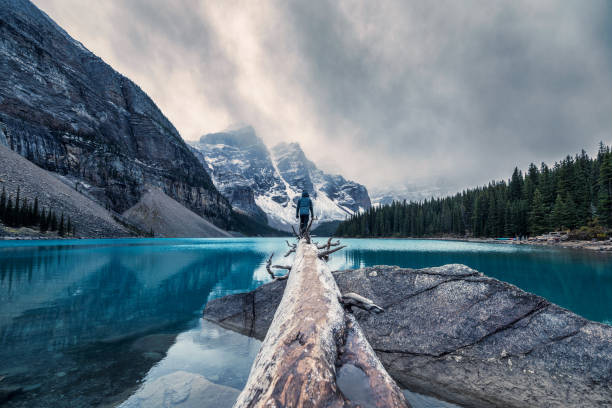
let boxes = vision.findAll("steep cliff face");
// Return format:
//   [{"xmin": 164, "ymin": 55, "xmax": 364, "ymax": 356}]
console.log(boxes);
[
  {"xmin": 0, "ymin": 0, "xmax": 231, "ymax": 226},
  {"xmin": 191, "ymin": 126, "xmax": 371, "ymax": 231}
]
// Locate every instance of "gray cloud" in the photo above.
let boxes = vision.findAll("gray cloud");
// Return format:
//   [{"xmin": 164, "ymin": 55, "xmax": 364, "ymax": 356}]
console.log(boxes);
[{"xmin": 33, "ymin": 0, "xmax": 612, "ymax": 192}]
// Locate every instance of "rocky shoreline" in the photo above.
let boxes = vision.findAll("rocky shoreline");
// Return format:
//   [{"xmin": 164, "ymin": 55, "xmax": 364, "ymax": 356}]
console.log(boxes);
[
  {"xmin": 204, "ymin": 264, "xmax": 612, "ymax": 407},
  {"xmin": 414, "ymin": 235, "xmax": 612, "ymax": 253}
]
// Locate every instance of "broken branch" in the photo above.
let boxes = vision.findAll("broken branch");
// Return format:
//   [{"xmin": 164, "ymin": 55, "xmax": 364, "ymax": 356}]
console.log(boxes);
[
  {"xmin": 316, "ymin": 238, "xmax": 341, "ymax": 249},
  {"xmin": 340, "ymin": 292, "xmax": 384, "ymax": 314},
  {"xmin": 291, "ymin": 225, "xmax": 300, "ymax": 239},
  {"xmin": 284, "ymin": 241, "xmax": 297, "ymax": 257},
  {"xmin": 318, "ymin": 245, "xmax": 346, "ymax": 259},
  {"xmin": 266, "ymin": 253, "xmax": 290, "ymax": 281}
]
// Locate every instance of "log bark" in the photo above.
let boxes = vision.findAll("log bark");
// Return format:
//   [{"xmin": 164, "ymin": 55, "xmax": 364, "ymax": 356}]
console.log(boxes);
[{"xmin": 234, "ymin": 240, "xmax": 409, "ymax": 408}]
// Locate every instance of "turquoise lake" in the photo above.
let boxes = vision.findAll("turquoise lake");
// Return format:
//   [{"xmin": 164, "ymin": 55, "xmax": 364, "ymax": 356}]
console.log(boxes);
[{"xmin": 0, "ymin": 237, "xmax": 610, "ymax": 407}]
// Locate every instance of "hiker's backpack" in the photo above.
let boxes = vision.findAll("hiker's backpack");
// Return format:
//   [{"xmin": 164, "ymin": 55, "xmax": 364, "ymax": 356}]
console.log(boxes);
[{"xmin": 298, "ymin": 197, "xmax": 311, "ymax": 215}]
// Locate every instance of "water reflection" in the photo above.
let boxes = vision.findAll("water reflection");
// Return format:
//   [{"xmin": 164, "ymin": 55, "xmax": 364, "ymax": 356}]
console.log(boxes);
[{"xmin": 0, "ymin": 238, "xmax": 283, "ymax": 407}]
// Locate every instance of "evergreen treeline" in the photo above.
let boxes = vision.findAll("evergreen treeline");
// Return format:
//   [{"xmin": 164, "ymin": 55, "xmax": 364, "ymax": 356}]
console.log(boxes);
[
  {"xmin": 337, "ymin": 143, "xmax": 612, "ymax": 239},
  {"xmin": 0, "ymin": 186, "xmax": 75, "ymax": 236}
]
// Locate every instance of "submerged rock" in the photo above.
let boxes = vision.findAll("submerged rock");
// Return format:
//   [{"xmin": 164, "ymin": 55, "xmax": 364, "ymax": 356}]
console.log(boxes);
[
  {"xmin": 120, "ymin": 371, "xmax": 240, "ymax": 408},
  {"xmin": 203, "ymin": 264, "xmax": 612, "ymax": 408},
  {"xmin": 0, "ymin": 386, "xmax": 22, "ymax": 404}
]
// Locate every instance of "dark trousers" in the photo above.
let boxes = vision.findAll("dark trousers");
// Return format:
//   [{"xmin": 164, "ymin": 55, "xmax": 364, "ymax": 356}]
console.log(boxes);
[{"xmin": 299, "ymin": 214, "xmax": 309, "ymax": 233}]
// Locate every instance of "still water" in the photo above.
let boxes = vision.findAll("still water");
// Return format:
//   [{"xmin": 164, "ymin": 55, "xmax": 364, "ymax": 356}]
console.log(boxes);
[{"xmin": 0, "ymin": 238, "xmax": 610, "ymax": 407}]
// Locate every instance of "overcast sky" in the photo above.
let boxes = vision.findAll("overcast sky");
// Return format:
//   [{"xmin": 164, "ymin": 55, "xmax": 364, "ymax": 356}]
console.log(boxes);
[{"xmin": 34, "ymin": 0, "xmax": 612, "ymax": 193}]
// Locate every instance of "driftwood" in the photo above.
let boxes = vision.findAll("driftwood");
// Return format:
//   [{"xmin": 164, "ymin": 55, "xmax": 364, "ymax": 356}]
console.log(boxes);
[
  {"xmin": 291, "ymin": 225, "xmax": 300, "ymax": 239},
  {"xmin": 284, "ymin": 240, "xmax": 297, "ymax": 257},
  {"xmin": 318, "ymin": 245, "xmax": 346, "ymax": 259},
  {"xmin": 316, "ymin": 237, "xmax": 341, "ymax": 250},
  {"xmin": 265, "ymin": 253, "xmax": 290, "ymax": 281},
  {"xmin": 234, "ymin": 240, "xmax": 408, "ymax": 407},
  {"xmin": 340, "ymin": 292, "xmax": 384, "ymax": 314}
]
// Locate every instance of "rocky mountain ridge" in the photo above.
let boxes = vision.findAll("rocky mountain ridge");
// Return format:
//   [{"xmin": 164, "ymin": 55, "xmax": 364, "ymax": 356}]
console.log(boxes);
[
  {"xmin": 190, "ymin": 126, "xmax": 371, "ymax": 231},
  {"xmin": 0, "ymin": 0, "xmax": 231, "ymax": 230}
]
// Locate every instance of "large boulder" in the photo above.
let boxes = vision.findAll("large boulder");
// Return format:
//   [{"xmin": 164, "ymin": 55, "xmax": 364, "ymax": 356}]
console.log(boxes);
[{"xmin": 203, "ymin": 264, "xmax": 612, "ymax": 408}]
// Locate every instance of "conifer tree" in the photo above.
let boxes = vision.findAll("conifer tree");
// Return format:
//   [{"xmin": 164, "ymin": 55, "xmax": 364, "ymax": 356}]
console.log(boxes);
[
  {"xmin": 509, "ymin": 167, "xmax": 523, "ymax": 201},
  {"xmin": 598, "ymin": 152, "xmax": 612, "ymax": 227},
  {"xmin": 562, "ymin": 194, "xmax": 578, "ymax": 229},
  {"xmin": 19, "ymin": 197, "xmax": 28, "ymax": 226},
  {"xmin": 14, "ymin": 187, "xmax": 20, "ymax": 226},
  {"xmin": 32, "ymin": 197, "xmax": 39, "ymax": 226},
  {"xmin": 550, "ymin": 194, "xmax": 566, "ymax": 230},
  {"xmin": 5, "ymin": 196, "xmax": 14, "ymax": 226},
  {"xmin": 0, "ymin": 186, "xmax": 6, "ymax": 220},
  {"xmin": 50, "ymin": 211, "xmax": 58, "ymax": 231},
  {"xmin": 58, "ymin": 213, "xmax": 65, "ymax": 236},
  {"xmin": 40, "ymin": 208, "xmax": 48, "ymax": 232},
  {"xmin": 529, "ymin": 189, "xmax": 547, "ymax": 235}
]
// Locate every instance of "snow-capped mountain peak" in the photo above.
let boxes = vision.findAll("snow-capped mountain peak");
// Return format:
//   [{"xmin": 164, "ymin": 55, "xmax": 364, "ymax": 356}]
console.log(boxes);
[{"xmin": 189, "ymin": 127, "xmax": 371, "ymax": 231}]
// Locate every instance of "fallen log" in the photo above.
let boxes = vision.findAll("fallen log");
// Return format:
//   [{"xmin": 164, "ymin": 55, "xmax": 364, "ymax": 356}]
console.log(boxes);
[{"xmin": 232, "ymin": 239, "xmax": 409, "ymax": 408}]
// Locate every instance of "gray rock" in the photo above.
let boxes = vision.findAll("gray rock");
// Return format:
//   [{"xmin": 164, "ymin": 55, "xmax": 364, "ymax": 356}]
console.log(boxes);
[
  {"xmin": 0, "ymin": 0, "xmax": 231, "ymax": 227},
  {"xmin": 120, "ymin": 371, "xmax": 240, "ymax": 408},
  {"xmin": 203, "ymin": 264, "xmax": 612, "ymax": 408}
]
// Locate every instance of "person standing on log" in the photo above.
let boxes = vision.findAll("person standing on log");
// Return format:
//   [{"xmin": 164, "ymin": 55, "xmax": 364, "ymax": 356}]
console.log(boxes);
[{"xmin": 296, "ymin": 190, "xmax": 314, "ymax": 234}]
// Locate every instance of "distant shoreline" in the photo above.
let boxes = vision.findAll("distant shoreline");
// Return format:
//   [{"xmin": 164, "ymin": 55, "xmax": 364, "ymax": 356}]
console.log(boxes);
[
  {"xmin": 2, "ymin": 232, "xmax": 612, "ymax": 253},
  {"xmin": 333, "ymin": 235, "xmax": 612, "ymax": 253}
]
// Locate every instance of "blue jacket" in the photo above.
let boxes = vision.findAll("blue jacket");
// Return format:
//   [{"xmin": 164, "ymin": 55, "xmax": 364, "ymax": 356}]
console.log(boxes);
[{"xmin": 296, "ymin": 193, "xmax": 313, "ymax": 217}]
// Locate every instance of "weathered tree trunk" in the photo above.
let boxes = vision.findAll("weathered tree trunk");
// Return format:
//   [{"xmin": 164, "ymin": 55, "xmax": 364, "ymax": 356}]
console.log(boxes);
[{"xmin": 234, "ymin": 239, "xmax": 409, "ymax": 408}]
